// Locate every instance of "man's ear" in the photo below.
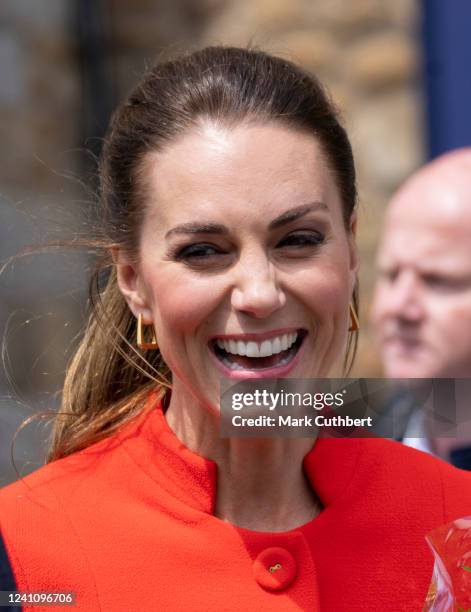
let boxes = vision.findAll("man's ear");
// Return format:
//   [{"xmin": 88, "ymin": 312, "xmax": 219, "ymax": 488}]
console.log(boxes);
[{"xmin": 111, "ymin": 247, "xmax": 153, "ymax": 323}]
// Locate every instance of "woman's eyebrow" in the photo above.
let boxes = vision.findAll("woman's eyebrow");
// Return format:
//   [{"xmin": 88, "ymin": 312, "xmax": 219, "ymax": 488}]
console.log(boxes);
[
  {"xmin": 165, "ymin": 222, "xmax": 229, "ymax": 239},
  {"xmin": 165, "ymin": 202, "xmax": 327, "ymax": 239},
  {"xmin": 268, "ymin": 202, "xmax": 328, "ymax": 230}
]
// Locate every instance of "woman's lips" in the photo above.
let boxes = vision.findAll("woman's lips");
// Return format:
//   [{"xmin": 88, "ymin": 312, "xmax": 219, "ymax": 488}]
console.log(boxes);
[{"xmin": 208, "ymin": 330, "xmax": 308, "ymax": 379}]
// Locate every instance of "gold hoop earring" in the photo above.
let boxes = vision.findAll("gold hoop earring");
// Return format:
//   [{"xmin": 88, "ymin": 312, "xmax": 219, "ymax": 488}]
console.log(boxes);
[
  {"xmin": 348, "ymin": 303, "xmax": 359, "ymax": 332},
  {"xmin": 137, "ymin": 313, "xmax": 159, "ymax": 349}
]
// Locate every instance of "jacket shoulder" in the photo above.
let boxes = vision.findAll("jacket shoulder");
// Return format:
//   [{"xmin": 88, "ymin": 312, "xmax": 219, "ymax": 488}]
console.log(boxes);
[
  {"xmin": 361, "ymin": 437, "xmax": 471, "ymax": 520},
  {"xmin": 0, "ymin": 430, "xmax": 130, "ymax": 595},
  {"xmin": 1, "ymin": 424, "xmax": 135, "ymax": 525}
]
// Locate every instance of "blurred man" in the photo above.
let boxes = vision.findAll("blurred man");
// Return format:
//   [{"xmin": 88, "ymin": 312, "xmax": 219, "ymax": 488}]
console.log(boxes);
[{"xmin": 371, "ymin": 148, "xmax": 471, "ymax": 467}]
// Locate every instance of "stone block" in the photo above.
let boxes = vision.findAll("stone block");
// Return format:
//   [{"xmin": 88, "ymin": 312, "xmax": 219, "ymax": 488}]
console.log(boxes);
[
  {"xmin": 344, "ymin": 32, "xmax": 418, "ymax": 89},
  {"xmin": 274, "ymin": 30, "xmax": 337, "ymax": 72},
  {"xmin": 351, "ymin": 89, "xmax": 424, "ymax": 191}
]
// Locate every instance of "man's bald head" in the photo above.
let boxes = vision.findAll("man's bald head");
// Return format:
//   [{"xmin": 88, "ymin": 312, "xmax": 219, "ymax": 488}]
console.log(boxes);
[
  {"xmin": 371, "ymin": 148, "xmax": 471, "ymax": 378},
  {"xmin": 390, "ymin": 149, "xmax": 471, "ymax": 227}
]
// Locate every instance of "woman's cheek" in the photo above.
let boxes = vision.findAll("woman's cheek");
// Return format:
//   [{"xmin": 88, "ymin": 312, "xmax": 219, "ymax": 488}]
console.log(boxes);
[
  {"xmin": 296, "ymin": 267, "xmax": 350, "ymax": 318},
  {"xmin": 150, "ymin": 273, "xmax": 223, "ymax": 335}
]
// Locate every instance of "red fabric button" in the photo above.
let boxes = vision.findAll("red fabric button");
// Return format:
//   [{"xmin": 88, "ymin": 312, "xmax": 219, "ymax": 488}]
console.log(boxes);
[{"xmin": 253, "ymin": 547, "xmax": 297, "ymax": 591}]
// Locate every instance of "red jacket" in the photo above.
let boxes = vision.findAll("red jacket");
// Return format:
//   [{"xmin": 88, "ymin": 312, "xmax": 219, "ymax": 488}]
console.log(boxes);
[{"xmin": 1, "ymin": 390, "xmax": 471, "ymax": 611}]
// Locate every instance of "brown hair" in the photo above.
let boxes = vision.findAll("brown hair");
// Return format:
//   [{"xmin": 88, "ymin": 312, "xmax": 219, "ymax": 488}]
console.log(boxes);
[{"xmin": 48, "ymin": 45, "xmax": 359, "ymax": 461}]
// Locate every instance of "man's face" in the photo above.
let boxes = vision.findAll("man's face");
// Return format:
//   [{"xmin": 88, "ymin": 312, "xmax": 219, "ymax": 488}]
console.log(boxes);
[{"xmin": 371, "ymin": 168, "xmax": 471, "ymax": 378}]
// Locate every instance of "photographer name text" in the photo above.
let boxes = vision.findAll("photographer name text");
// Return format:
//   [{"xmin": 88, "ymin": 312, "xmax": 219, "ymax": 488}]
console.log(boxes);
[{"xmin": 231, "ymin": 414, "xmax": 373, "ymax": 428}]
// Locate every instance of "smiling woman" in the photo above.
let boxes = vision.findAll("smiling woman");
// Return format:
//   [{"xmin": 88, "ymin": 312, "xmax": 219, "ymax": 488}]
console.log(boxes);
[
  {"xmin": 117, "ymin": 122, "xmax": 357, "ymax": 397},
  {"xmin": 1, "ymin": 46, "xmax": 471, "ymax": 612}
]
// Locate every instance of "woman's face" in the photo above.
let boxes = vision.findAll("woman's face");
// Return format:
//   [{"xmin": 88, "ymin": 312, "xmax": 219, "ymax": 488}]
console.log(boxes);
[{"xmin": 117, "ymin": 122, "xmax": 358, "ymax": 410}]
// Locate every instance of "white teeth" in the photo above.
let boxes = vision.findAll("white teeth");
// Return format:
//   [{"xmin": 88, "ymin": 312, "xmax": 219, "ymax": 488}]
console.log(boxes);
[
  {"xmin": 259, "ymin": 340, "xmax": 272, "ymax": 358},
  {"xmin": 272, "ymin": 337, "xmax": 282, "ymax": 354},
  {"xmin": 245, "ymin": 341, "xmax": 259, "ymax": 357},
  {"xmin": 215, "ymin": 331, "xmax": 299, "ymax": 358}
]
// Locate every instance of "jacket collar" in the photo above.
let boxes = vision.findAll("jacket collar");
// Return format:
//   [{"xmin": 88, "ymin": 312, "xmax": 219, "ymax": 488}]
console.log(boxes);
[{"xmin": 122, "ymin": 389, "xmax": 362, "ymax": 516}]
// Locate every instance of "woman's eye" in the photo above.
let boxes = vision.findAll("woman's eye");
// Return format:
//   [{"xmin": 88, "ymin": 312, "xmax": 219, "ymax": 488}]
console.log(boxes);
[
  {"xmin": 177, "ymin": 244, "xmax": 223, "ymax": 260},
  {"xmin": 278, "ymin": 232, "xmax": 325, "ymax": 248}
]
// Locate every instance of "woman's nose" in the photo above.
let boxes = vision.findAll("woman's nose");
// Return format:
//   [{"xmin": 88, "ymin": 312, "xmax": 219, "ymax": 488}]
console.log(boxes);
[{"xmin": 230, "ymin": 256, "xmax": 286, "ymax": 319}]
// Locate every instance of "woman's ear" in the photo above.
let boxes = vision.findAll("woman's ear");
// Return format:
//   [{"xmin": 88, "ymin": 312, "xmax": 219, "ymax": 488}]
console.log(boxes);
[
  {"xmin": 347, "ymin": 210, "xmax": 360, "ymax": 290},
  {"xmin": 111, "ymin": 247, "xmax": 153, "ymax": 323}
]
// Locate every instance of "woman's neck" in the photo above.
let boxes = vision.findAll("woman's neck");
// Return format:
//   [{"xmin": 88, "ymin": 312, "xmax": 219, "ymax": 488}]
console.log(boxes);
[{"xmin": 164, "ymin": 386, "xmax": 322, "ymax": 532}]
